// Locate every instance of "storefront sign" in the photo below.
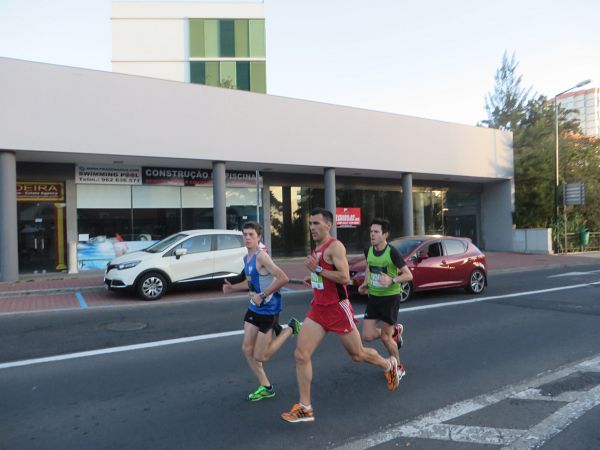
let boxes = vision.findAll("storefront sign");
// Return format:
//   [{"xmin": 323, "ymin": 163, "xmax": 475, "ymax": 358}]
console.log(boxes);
[
  {"xmin": 17, "ymin": 182, "xmax": 64, "ymax": 202},
  {"xmin": 76, "ymin": 165, "xmax": 142, "ymax": 185},
  {"xmin": 142, "ymin": 167, "xmax": 258, "ymax": 187},
  {"xmin": 336, "ymin": 207, "xmax": 361, "ymax": 227}
]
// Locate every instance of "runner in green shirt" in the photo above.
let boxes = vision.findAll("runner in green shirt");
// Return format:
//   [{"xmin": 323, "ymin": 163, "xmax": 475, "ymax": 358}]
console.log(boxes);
[{"xmin": 359, "ymin": 218, "xmax": 413, "ymax": 379}]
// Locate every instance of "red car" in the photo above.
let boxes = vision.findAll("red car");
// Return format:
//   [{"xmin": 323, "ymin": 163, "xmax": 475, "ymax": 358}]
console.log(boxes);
[{"xmin": 348, "ymin": 236, "xmax": 487, "ymax": 302}]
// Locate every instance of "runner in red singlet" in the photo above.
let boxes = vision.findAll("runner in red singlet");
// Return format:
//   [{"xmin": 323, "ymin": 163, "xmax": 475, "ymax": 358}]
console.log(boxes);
[{"xmin": 281, "ymin": 208, "xmax": 400, "ymax": 424}]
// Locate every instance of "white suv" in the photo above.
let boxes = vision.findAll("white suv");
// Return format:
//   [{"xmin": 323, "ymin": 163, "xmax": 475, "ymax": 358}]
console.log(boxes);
[{"xmin": 104, "ymin": 229, "xmax": 246, "ymax": 300}]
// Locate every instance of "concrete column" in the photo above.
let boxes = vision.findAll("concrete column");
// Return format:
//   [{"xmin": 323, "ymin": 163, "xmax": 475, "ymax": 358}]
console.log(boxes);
[
  {"xmin": 212, "ymin": 161, "xmax": 226, "ymax": 229},
  {"xmin": 402, "ymin": 173, "xmax": 414, "ymax": 236},
  {"xmin": 415, "ymin": 192, "xmax": 425, "ymax": 235},
  {"xmin": 324, "ymin": 167, "xmax": 337, "ymax": 237},
  {"xmin": 261, "ymin": 181, "xmax": 272, "ymax": 253},
  {"xmin": 0, "ymin": 151, "xmax": 19, "ymax": 282},
  {"xmin": 282, "ymin": 186, "xmax": 293, "ymax": 253}
]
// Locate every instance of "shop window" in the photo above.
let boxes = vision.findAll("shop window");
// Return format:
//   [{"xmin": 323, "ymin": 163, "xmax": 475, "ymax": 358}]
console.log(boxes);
[
  {"xmin": 77, "ymin": 209, "xmax": 132, "ymax": 241},
  {"xmin": 132, "ymin": 209, "xmax": 181, "ymax": 240}
]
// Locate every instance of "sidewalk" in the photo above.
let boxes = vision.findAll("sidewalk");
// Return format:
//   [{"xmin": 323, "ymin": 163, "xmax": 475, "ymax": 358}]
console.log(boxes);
[{"xmin": 1, "ymin": 251, "xmax": 599, "ymax": 297}]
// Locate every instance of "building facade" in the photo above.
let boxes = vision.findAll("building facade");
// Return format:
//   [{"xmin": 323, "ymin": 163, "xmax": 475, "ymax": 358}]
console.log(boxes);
[
  {"xmin": 0, "ymin": 57, "xmax": 514, "ymax": 281},
  {"xmin": 556, "ymin": 88, "xmax": 600, "ymax": 137},
  {"xmin": 112, "ymin": 2, "xmax": 267, "ymax": 93}
]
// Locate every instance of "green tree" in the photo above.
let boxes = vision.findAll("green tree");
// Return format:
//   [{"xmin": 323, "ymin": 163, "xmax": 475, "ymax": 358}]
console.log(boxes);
[{"xmin": 482, "ymin": 51, "xmax": 532, "ymax": 131}]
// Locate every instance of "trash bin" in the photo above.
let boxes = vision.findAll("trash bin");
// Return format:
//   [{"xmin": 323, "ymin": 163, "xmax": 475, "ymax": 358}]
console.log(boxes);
[{"xmin": 579, "ymin": 228, "xmax": 590, "ymax": 246}]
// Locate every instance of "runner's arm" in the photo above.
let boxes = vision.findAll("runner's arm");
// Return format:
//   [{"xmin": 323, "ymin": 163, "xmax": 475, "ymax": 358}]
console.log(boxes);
[
  {"xmin": 222, "ymin": 278, "xmax": 248, "ymax": 293},
  {"xmin": 322, "ymin": 241, "xmax": 351, "ymax": 285},
  {"xmin": 389, "ymin": 246, "xmax": 412, "ymax": 283},
  {"xmin": 256, "ymin": 252, "xmax": 289, "ymax": 297}
]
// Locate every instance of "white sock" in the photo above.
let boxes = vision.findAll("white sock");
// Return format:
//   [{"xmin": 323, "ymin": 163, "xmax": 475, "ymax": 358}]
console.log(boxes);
[{"xmin": 300, "ymin": 402, "xmax": 312, "ymax": 410}]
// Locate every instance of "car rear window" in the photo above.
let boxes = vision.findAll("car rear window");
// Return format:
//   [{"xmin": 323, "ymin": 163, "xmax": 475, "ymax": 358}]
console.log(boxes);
[
  {"xmin": 217, "ymin": 234, "xmax": 243, "ymax": 250},
  {"xmin": 444, "ymin": 239, "xmax": 467, "ymax": 255}
]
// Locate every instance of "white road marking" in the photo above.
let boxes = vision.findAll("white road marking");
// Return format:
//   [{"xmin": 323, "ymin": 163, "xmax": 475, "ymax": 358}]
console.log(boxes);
[
  {"xmin": 0, "ymin": 329, "xmax": 243, "ymax": 370},
  {"xmin": 335, "ymin": 355, "xmax": 600, "ymax": 450},
  {"xmin": 547, "ymin": 269, "xmax": 600, "ymax": 278},
  {"xmin": 1, "ymin": 280, "xmax": 598, "ymax": 370}
]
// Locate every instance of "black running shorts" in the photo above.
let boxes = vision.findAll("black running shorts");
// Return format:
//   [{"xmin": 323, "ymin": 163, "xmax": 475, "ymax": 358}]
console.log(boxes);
[
  {"xmin": 364, "ymin": 294, "xmax": 401, "ymax": 325},
  {"xmin": 244, "ymin": 309, "xmax": 279, "ymax": 334}
]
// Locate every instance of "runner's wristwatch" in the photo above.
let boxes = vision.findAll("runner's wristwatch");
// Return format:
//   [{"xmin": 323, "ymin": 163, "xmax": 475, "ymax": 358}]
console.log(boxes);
[{"xmin": 315, "ymin": 266, "xmax": 323, "ymax": 274}]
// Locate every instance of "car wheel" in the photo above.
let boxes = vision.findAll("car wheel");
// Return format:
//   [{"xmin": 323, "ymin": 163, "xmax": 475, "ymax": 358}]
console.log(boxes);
[
  {"xmin": 399, "ymin": 282, "xmax": 413, "ymax": 303},
  {"xmin": 136, "ymin": 272, "xmax": 167, "ymax": 300},
  {"xmin": 465, "ymin": 269, "xmax": 486, "ymax": 294}
]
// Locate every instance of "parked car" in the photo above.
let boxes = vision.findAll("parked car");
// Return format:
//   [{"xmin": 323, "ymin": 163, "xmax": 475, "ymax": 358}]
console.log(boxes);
[
  {"xmin": 104, "ymin": 229, "xmax": 246, "ymax": 300},
  {"xmin": 348, "ymin": 236, "xmax": 487, "ymax": 302}
]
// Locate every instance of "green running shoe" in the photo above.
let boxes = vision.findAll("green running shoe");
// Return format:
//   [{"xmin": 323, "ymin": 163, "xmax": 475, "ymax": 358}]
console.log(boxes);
[
  {"xmin": 287, "ymin": 317, "xmax": 302, "ymax": 336},
  {"xmin": 248, "ymin": 385, "xmax": 275, "ymax": 402}
]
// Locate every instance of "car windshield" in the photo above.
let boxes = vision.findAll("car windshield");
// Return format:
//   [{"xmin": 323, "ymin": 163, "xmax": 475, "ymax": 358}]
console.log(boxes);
[
  {"xmin": 144, "ymin": 233, "xmax": 189, "ymax": 253},
  {"xmin": 392, "ymin": 238, "xmax": 425, "ymax": 257}
]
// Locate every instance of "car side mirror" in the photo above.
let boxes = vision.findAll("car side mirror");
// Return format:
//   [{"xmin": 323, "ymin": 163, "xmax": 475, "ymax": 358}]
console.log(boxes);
[{"xmin": 174, "ymin": 248, "xmax": 188, "ymax": 259}]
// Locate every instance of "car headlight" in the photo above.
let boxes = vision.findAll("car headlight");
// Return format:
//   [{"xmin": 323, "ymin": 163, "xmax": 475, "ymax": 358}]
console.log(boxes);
[{"xmin": 117, "ymin": 260, "xmax": 141, "ymax": 270}]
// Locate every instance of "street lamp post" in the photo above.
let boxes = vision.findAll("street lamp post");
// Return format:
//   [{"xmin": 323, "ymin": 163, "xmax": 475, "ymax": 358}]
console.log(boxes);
[{"xmin": 553, "ymin": 79, "xmax": 591, "ymax": 252}]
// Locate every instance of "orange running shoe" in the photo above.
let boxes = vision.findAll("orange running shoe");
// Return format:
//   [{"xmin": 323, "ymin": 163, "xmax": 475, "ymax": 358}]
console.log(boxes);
[
  {"xmin": 385, "ymin": 356, "xmax": 399, "ymax": 391},
  {"xmin": 281, "ymin": 403, "xmax": 315, "ymax": 423},
  {"xmin": 393, "ymin": 323, "xmax": 404, "ymax": 349}
]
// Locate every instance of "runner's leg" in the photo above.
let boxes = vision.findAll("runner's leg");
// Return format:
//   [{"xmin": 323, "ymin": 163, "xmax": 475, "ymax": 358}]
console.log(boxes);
[
  {"xmin": 254, "ymin": 326, "xmax": 293, "ymax": 362},
  {"xmin": 242, "ymin": 321, "xmax": 270, "ymax": 386},
  {"xmin": 295, "ymin": 317, "xmax": 326, "ymax": 406},
  {"xmin": 339, "ymin": 327, "xmax": 390, "ymax": 370}
]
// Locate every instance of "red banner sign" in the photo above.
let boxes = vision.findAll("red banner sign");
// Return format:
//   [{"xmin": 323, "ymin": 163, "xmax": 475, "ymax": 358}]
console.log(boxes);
[{"xmin": 336, "ymin": 207, "xmax": 361, "ymax": 227}]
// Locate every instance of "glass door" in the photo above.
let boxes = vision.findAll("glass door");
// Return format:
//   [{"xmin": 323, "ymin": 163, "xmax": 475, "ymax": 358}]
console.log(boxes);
[{"xmin": 18, "ymin": 202, "xmax": 66, "ymax": 274}]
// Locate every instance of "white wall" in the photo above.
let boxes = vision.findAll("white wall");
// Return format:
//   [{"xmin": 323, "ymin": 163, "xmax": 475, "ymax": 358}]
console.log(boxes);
[
  {"xmin": 0, "ymin": 58, "xmax": 513, "ymax": 182},
  {"xmin": 112, "ymin": 20, "xmax": 185, "ymax": 61},
  {"xmin": 112, "ymin": 62, "xmax": 186, "ymax": 82},
  {"xmin": 112, "ymin": 2, "xmax": 265, "ymax": 19},
  {"xmin": 481, "ymin": 179, "xmax": 514, "ymax": 251}
]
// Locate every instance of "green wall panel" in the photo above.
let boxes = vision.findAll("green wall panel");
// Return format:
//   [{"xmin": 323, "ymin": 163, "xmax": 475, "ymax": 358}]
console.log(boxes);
[
  {"xmin": 189, "ymin": 19, "xmax": 205, "ymax": 57},
  {"xmin": 219, "ymin": 20, "xmax": 235, "ymax": 57},
  {"xmin": 205, "ymin": 62, "xmax": 220, "ymax": 86},
  {"xmin": 234, "ymin": 20, "xmax": 249, "ymax": 57},
  {"xmin": 220, "ymin": 61, "xmax": 236, "ymax": 88},
  {"xmin": 236, "ymin": 62, "xmax": 250, "ymax": 91},
  {"xmin": 204, "ymin": 20, "xmax": 219, "ymax": 58},
  {"xmin": 190, "ymin": 62, "xmax": 206, "ymax": 84},
  {"xmin": 249, "ymin": 20, "xmax": 265, "ymax": 57},
  {"xmin": 250, "ymin": 61, "xmax": 266, "ymax": 93}
]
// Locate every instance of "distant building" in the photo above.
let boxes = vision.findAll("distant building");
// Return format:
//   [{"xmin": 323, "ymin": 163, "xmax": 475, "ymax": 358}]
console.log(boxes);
[
  {"xmin": 556, "ymin": 88, "xmax": 600, "ymax": 137},
  {"xmin": 112, "ymin": 2, "xmax": 266, "ymax": 93}
]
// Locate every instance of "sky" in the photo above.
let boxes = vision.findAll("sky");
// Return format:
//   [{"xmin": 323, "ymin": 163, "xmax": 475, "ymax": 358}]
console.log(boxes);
[{"xmin": 1, "ymin": 0, "xmax": 599, "ymax": 126}]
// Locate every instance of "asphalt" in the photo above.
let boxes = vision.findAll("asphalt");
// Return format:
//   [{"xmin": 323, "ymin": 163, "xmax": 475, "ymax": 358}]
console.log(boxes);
[{"xmin": 0, "ymin": 251, "xmax": 599, "ymax": 312}]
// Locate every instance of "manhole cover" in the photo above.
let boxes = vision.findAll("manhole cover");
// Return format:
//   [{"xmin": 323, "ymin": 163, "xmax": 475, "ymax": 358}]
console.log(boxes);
[{"xmin": 103, "ymin": 322, "xmax": 148, "ymax": 331}]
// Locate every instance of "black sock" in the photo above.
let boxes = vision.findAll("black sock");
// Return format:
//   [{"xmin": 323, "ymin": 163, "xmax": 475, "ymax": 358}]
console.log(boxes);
[{"xmin": 264, "ymin": 385, "xmax": 273, "ymax": 390}]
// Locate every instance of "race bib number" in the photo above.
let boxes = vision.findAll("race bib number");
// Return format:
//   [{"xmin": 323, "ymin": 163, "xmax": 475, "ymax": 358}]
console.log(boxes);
[
  {"xmin": 369, "ymin": 266, "xmax": 385, "ymax": 288},
  {"xmin": 311, "ymin": 272, "xmax": 324, "ymax": 290}
]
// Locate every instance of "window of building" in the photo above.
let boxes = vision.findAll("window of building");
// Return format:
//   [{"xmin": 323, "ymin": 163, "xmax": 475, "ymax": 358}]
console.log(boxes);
[
  {"xmin": 189, "ymin": 19, "xmax": 265, "ymax": 58},
  {"xmin": 190, "ymin": 61, "xmax": 266, "ymax": 92}
]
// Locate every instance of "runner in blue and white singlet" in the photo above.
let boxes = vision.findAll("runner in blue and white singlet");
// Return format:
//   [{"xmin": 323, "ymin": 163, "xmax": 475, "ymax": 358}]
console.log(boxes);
[{"xmin": 245, "ymin": 248, "xmax": 282, "ymax": 316}]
